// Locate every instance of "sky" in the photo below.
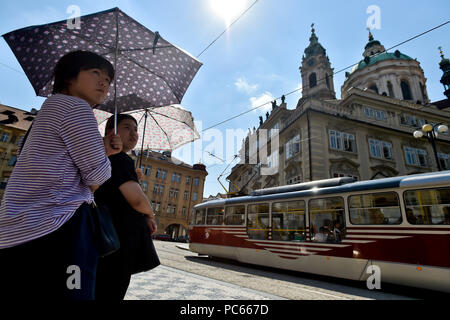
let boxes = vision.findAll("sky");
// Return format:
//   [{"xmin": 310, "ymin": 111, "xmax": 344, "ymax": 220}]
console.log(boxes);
[{"xmin": 0, "ymin": 0, "xmax": 449, "ymax": 198}]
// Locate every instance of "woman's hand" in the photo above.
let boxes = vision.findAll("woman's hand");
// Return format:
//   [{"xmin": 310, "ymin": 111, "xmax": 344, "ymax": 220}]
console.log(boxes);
[
  {"xmin": 104, "ymin": 133, "xmax": 122, "ymax": 157},
  {"xmin": 145, "ymin": 215, "xmax": 157, "ymax": 236},
  {"xmin": 136, "ymin": 168, "xmax": 143, "ymax": 181}
]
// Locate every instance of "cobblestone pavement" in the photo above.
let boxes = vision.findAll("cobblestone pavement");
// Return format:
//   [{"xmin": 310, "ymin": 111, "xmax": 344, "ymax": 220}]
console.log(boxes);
[{"xmin": 125, "ymin": 265, "xmax": 284, "ymax": 300}]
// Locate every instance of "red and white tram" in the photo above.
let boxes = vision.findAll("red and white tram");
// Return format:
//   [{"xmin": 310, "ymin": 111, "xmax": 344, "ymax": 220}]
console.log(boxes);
[{"xmin": 189, "ymin": 171, "xmax": 450, "ymax": 292}]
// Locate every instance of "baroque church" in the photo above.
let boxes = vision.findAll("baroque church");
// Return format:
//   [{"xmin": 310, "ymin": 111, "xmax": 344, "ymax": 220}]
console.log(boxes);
[{"xmin": 228, "ymin": 25, "xmax": 450, "ymax": 195}]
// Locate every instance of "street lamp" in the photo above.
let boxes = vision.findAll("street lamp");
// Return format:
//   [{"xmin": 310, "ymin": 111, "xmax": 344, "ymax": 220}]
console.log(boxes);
[{"xmin": 413, "ymin": 123, "xmax": 449, "ymax": 171}]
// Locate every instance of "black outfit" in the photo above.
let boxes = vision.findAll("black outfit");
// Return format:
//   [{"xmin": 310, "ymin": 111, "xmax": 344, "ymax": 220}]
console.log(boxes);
[{"xmin": 94, "ymin": 152, "xmax": 160, "ymax": 300}]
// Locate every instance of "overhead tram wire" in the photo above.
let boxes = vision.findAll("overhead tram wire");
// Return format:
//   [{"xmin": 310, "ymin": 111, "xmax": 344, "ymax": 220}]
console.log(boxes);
[
  {"xmin": 201, "ymin": 19, "xmax": 450, "ymax": 133},
  {"xmin": 196, "ymin": 0, "xmax": 260, "ymax": 58}
]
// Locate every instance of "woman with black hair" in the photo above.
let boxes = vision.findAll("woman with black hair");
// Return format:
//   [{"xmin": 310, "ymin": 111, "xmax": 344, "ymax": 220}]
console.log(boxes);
[
  {"xmin": 94, "ymin": 114, "xmax": 159, "ymax": 300},
  {"xmin": 0, "ymin": 50, "xmax": 122, "ymax": 300}
]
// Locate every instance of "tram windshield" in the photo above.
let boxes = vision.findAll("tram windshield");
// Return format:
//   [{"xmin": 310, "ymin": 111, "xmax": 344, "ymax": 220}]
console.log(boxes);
[{"xmin": 194, "ymin": 208, "xmax": 206, "ymax": 225}]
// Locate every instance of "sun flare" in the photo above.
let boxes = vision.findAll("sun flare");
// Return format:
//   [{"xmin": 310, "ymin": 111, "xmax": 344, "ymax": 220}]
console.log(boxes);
[{"xmin": 210, "ymin": 0, "xmax": 248, "ymax": 27}]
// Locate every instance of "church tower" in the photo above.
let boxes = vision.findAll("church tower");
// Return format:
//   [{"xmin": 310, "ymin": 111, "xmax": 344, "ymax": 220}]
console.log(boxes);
[{"xmin": 298, "ymin": 24, "xmax": 336, "ymax": 103}]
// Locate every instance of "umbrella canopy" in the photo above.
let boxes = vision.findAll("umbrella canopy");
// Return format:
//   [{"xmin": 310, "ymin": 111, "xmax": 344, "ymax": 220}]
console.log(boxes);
[
  {"xmin": 94, "ymin": 105, "xmax": 200, "ymax": 152},
  {"xmin": 2, "ymin": 7, "xmax": 202, "ymax": 113}
]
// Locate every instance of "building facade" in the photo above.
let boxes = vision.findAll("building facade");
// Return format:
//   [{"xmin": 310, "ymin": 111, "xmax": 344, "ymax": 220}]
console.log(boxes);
[
  {"xmin": 228, "ymin": 27, "xmax": 450, "ymax": 195},
  {"xmin": 134, "ymin": 150, "xmax": 207, "ymax": 238},
  {"xmin": 0, "ymin": 104, "xmax": 35, "ymax": 201}
]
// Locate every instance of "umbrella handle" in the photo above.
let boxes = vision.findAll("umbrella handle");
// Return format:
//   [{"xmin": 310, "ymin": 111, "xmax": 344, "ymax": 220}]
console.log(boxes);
[
  {"xmin": 138, "ymin": 109, "xmax": 149, "ymax": 168},
  {"xmin": 113, "ymin": 8, "xmax": 119, "ymax": 135}
]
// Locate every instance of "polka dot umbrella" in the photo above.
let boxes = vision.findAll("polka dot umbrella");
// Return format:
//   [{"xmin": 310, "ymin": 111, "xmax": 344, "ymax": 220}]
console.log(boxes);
[
  {"xmin": 2, "ymin": 7, "xmax": 202, "ymax": 130},
  {"xmin": 94, "ymin": 105, "xmax": 200, "ymax": 167}
]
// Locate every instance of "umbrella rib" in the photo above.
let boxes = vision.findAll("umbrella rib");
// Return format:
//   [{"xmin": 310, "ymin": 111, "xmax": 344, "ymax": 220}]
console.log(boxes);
[
  {"xmin": 124, "ymin": 108, "xmax": 198, "ymax": 134},
  {"xmin": 118, "ymin": 45, "xmax": 175, "ymax": 52},
  {"xmin": 148, "ymin": 112, "xmax": 173, "ymax": 150},
  {"xmin": 149, "ymin": 110, "xmax": 195, "ymax": 130}
]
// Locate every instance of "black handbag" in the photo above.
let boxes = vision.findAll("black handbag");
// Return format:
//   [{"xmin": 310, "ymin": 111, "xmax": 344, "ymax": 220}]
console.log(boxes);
[{"xmin": 89, "ymin": 200, "xmax": 120, "ymax": 258}]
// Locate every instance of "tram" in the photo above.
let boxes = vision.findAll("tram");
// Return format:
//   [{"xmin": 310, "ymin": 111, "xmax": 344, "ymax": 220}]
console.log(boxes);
[{"xmin": 189, "ymin": 171, "xmax": 450, "ymax": 292}]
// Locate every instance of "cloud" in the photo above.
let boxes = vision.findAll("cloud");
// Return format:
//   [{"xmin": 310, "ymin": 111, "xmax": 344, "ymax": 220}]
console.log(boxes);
[
  {"xmin": 234, "ymin": 77, "xmax": 258, "ymax": 95},
  {"xmin": 249, "ymin": 91, "xmax": 275, "ymax": 112}
]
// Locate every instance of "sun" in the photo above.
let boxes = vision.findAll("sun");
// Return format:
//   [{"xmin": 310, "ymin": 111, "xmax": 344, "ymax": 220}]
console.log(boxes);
[{"xmin": 210, "ymin": 0, "xmax": 248, "ymax": 27}]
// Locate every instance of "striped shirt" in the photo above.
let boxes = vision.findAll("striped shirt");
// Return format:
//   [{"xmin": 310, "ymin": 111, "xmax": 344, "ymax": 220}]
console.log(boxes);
[{"xmin": 0, "ymin": 94, "xmax": 111, "ymax": 248}]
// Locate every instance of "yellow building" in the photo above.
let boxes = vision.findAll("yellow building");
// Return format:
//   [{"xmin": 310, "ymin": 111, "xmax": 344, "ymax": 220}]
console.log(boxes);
[
  {"xmin": 133, "ymin": 150, "xmax": 207, "ymax": 239},
  {"xmin": 0, "ymin": 104, "xmax": 35, "ymax": 202}
]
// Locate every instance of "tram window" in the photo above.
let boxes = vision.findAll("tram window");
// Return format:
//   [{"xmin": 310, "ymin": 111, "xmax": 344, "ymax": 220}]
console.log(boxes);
[
  {"xmin": 404, "ymin": 187, "xmax": 450, "ymax": 225},
  {"xmin": 225, "ymin": 205, "xmax": 245, "ymax": 225},
  {"xmin": 349, "ymin": 192, "xmax": 402, "ymax": 225},
  {"xmin": 272, "ymin": 201, "xmax": 306, "ymax": 242},
  {"xmin": 309, "ymin": 197, "xmax": 345, "ymax": 243},
  {"xmin": 206, "ymin": 207, "xmax": 225, "ymax": 225},
  {"xmin": 194, "ymin": 208, "xmax": 206, "ymax": 225},
  {"xmin": 247, "ymin": 203, "xmax": 270, "ymax": 240}
]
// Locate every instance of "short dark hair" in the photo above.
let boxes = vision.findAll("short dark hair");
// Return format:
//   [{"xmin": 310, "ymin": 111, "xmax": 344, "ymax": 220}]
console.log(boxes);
[
  {"xmin": 105, "ymin": 114, "xmax": 138, "ymax": 135},
  {"xmin": 52, "ymin": 50, "xmax": 115, "ymax": 94}
]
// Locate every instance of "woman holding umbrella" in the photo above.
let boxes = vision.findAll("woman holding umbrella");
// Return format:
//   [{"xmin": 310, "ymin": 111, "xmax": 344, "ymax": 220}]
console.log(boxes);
[
  {"xmin": 0, "ymin": 50, "xmax": 122, "ymax": 300},
  {"xmin": 94, "ymin": 113, "xmax": 159, "ymax": 300}
]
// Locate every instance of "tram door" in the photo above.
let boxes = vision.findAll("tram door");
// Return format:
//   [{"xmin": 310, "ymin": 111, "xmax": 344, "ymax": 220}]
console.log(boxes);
[{"xmin": 308, "ymin": 197, "xmax": 345, "ymax": 243}]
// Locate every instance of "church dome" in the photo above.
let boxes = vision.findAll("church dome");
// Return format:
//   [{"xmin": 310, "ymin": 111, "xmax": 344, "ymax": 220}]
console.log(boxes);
[
  {"xmin": 350, "ymin": 50, "xmax": 414, "ymax": 74},
  {"xmin": 342, "ymin": 31, "xmax": 428, "ymax": 103}
]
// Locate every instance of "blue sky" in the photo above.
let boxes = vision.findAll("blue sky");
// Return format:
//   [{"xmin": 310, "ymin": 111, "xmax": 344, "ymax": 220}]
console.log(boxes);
[{"xmin": 0, "ymin": 0, "xmax": 449, "ymax": 197}]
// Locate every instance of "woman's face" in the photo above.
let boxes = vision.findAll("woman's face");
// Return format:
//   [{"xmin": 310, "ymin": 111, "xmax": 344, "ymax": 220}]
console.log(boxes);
[
  {"xmin": 116, "ymin": 118, "xmax": 139, "ymax": 153},
  {"xmin": 66, "ymin": 68, "xmax": 111, "ymax": 106}
]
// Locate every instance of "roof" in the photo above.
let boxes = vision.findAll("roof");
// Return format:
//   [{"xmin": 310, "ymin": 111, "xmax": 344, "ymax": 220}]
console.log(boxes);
[
  {"xmin": 431, "ymin": 98, "xmax": 450, "ymax": 110},
  {"xmin": 133, "ymin": 149, "xmax": 207, "ymax": 173},
  {"xmin": 194, "ymin": 170, "xmax": 450, "ymax": 209},
  {"xmin": 0, "ymin": 104, "xmax": 36, "ymax": 131},
  {"xmin": 350, "ymin": 51, "xmax": 414, "ymax": 74}
]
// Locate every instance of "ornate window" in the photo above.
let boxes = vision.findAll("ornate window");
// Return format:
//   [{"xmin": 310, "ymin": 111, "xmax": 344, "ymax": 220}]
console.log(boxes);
[
  {"xmin": 387, "ymin": 81, "xmax": 394, "ymax": 97},
  {"xmin": 309, "ymin": 73, "xmax": 317, "ymax": 88},
  {"xmin": 401, "ymin": 80, "xmax": 412, "ymax": 100}
]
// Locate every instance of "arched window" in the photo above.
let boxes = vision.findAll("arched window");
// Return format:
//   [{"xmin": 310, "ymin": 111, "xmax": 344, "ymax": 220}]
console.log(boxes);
[
  {"xmin": 368, "ymin": 84, "xmax": 379, "ymax": 94},
  {"xmin": 401, "ymin": 80, "xmax": 412, "ymax": 100},
  {"xmin": 420, "ymin": 83, "xmax": 427, "ymax": 102},
  {"xmin": 387, "ymin": 81, "xmax": 394, "ymax": 97},
  {"xmin": 309, "ymin": 73, "xmax": 317, "ymax": 88},
  {"xmin": 325, "ymin": 74, "xmax": 330, "ymax": 89}
]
